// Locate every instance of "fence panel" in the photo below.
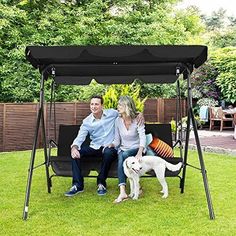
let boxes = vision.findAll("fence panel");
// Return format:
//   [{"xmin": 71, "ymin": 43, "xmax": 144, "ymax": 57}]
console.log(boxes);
[
  {"xmin": 46, "ymin": 102, "xmax": 77, "ymax": 143},
  {"xmin": 143, "ymin": 99, "xmax": 158, "ymax": 122},
  {"xmin": 0, "ymin": 99, "xmax": 186, "ymax": 152},
  {"xmin": 143, "ymin": 98, "xmax": 187, "ymax": 123},
  {"xmin": 2, "ymin": 103, "xmax": 38, "ymax": 152},
  {"xmin": 0, "ymin": 104, "xmax": 4, "ymax": 152},
  {"xmin": 163, "ymin": 98, "xmax": 187, "ymax": 123}
]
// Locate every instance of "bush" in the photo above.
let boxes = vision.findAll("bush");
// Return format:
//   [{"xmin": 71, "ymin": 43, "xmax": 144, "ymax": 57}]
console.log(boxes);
[
  {"xmin": 190, "ymin": 61, "xmax": 220, "ymax": 100},
  {"xmin": 103, "ymin": 84, "xmax": 146, "ymax": 112},
  {"xmin": 197, "ymin": 97, "xmax": 219, "ymax": 107},
  {"xmin": 211, "ymin": 47, "xmax": 236, "ymax": 103},
  {"xmin": 170, "ymin": 119, "xmax": 177, "ymax": 133}
]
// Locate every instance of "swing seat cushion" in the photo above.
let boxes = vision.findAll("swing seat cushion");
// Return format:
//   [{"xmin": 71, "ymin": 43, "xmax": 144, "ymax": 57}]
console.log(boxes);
[{"xmin": 49, "ymin": 123, "xmax": 182, "ymax": 178}]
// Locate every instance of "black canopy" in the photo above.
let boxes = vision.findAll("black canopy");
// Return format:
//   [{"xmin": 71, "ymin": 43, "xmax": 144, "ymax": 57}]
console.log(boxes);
[{"xmin": 25, "ymin": 45, "xmax": 207, "ymax": 85}]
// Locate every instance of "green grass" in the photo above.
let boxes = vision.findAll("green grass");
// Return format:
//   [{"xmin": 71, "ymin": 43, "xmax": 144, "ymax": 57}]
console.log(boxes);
[{"xmin": 0, "ymin": 150, "xmax": 236, "ymax": 236}]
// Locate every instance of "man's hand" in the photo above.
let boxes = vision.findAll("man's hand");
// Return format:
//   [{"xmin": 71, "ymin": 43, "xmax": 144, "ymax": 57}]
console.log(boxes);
[
  {"xmin": 71, "ymin": 146, "xmax": 80, "ymax": 159},
  {"xmin": 107, "ymin": 143, "xmax": 115, "ymax": 148},
  {"xmin": 136, "ymin": 112, "xmax": 145, "ymax": 126}
]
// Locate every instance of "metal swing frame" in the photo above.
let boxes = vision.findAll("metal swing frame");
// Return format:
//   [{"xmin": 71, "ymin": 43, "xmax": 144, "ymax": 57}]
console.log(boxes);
[{"xmin": 22, "ymin": 45, "xmax": 215, "ymax": 220}]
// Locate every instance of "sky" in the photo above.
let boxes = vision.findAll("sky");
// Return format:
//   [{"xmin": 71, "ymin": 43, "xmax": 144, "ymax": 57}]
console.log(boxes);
[{"xmin": 178, "ymin": 0, "xmax": 236, "ymax": 16}]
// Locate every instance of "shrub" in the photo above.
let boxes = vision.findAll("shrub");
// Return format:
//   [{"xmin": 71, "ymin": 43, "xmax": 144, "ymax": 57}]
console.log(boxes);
[
  {"xmin": 103, "ymin": 84, "xmax": 146, "ymax": 112},
  {"xmin": 170, "ymin": 118, "xmax": 177, "ymax": 133},
  {"xmin": 197, "ymin": 97, "xmax": 219, "ymax": 107},
  {"xmin": 211, "ymin": 47, "xmax": 236, "ymax": 103},
  {"xmin": 190, "ymin": 61, "xmax": 220, "ymax": 100}
]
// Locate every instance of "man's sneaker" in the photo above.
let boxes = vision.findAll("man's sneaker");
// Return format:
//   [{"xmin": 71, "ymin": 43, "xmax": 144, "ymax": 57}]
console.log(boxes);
[
  {"xmin": 64, "ymin": 185, "xmax": 84, "ymax": 197},
  {"xmin": 97, "ymin": 184, "xmax": 107, "ymax": 195}
]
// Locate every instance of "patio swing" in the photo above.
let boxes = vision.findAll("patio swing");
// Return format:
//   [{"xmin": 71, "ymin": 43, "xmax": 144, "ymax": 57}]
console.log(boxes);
[{"xmin": 23, "ymin": 45, "xmax": 215, "ymax": 221}]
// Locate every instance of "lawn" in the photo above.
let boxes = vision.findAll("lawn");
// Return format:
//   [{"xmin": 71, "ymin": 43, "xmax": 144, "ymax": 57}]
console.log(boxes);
[{"xmin": 0, "ymin": 149, "xmax": 236, "ymax": 236}]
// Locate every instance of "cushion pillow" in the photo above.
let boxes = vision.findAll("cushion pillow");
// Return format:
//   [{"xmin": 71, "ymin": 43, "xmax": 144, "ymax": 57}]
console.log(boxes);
[
  {"xmin": 145, "ymin": 133, "xmax": 153, "ymax": 146},
  {"xmin": 146, "ymin": 146, "xmax": 157, "ymax": 156},
  {"xmin": 149, "ymin": 136, "xmax": 174, "ymax": 158}
]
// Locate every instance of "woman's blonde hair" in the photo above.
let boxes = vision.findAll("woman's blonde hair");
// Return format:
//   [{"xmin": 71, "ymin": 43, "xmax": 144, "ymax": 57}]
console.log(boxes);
[{"xmin": 118, "ymin": 96, "xmax": 137, "ymax": 120}]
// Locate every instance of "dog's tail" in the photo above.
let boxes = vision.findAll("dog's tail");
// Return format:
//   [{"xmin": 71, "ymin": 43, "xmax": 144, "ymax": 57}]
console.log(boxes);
[{"xmin": 165, "ymin": 161, "xmax": 182, "ymax": 172}]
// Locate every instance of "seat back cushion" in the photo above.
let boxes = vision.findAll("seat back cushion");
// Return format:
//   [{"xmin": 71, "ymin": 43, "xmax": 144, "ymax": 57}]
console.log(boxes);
[{"xmin": 57, "ymin": 125, "xmax": 80, "ymax": 156}]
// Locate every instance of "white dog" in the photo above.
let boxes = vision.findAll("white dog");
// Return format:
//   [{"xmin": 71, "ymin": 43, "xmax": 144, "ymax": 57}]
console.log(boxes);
[{"xmin": 123, "ymin": 156, "xmax": 182, "ymax": 200}]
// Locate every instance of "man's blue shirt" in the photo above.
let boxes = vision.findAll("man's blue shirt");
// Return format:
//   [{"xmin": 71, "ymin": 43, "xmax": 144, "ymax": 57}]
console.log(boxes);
[{"xmin": 72, "ymin": 109, "xmax": 118, "ymax": 150}]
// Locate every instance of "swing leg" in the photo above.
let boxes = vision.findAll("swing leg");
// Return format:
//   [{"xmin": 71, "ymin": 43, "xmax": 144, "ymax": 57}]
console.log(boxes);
[{"xmin": 181, "ymin": 70, "xmax": 215, "ymax": 220}]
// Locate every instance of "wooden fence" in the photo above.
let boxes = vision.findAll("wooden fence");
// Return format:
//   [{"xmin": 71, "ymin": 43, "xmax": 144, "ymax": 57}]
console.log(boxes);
[{"xmin": 0, "ymin": 98, "xmax": 186, "ymax": 152}]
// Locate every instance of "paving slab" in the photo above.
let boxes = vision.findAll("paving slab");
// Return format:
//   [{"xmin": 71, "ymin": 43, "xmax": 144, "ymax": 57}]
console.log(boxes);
[{"xmin": 188, "ymin": 129, "xmax": 236, "ymax": 156}]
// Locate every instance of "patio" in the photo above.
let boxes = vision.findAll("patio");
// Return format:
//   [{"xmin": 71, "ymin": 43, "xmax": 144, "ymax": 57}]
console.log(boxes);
[{"xmin": 189, "ymin": 129, "xmax": 236, "ymax": 156}]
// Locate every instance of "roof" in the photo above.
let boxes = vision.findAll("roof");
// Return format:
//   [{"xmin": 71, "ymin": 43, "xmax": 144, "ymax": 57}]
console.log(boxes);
[{"xmin": 25, "ymin": 45, "xmax": 207, "ymax": 85}]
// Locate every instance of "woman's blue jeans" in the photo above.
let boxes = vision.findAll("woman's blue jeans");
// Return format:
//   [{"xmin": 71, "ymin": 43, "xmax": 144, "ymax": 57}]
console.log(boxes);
[{"xmin": 118, "ymin": 148, "xmax": 139, "ymax": 186}]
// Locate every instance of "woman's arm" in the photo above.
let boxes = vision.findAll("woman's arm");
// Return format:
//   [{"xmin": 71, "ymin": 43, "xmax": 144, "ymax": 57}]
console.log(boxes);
[
  {"xmin": 135, "ymin": 123, "xmax": 146, "ymax": 161},
  {"xmin": 137, "ymin": 123, "xmax": 146, "ymax": 147},
  {"xmin": 135, "ymin": 146, "xmax": 144, "ymax": 161}
]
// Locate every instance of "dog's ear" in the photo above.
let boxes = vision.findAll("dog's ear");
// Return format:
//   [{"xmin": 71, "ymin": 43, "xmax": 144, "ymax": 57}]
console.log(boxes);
[
  {"xmin": 125, "ymin": 157, "xmax": 133, "ymax": 169},
  {"xmin": 123, "ymin": 159, "xmax": 128, "ymax": 169},
  {"xmin": 126, "ymin": 156, "xmax": 136, "ymax": 169}
]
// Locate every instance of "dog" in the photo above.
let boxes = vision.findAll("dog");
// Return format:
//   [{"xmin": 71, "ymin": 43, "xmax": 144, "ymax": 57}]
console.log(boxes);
[{"xmin": 123, "ymin": 156, "xmax": 182, "ymax": 200}]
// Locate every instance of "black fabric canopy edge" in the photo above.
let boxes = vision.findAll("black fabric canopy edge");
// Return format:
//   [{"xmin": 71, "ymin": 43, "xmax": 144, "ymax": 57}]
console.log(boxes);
[
  {"xmin": 26, "ymin": 45, "xmax": 207, "ymax": 69},
  {"xmin": 25, "ymin": 45, "xmax": 207, "ymax": 85}
]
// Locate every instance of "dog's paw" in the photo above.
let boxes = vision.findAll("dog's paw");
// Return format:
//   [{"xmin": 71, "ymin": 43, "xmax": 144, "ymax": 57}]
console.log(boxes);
[
  {"xmin": 139, "ymin": 187, "xmax": 143, "ymax": 195},
  {"xmin": 160, "ymin": 190, "xmax": 164, "ymax": 193},
  {"xmin": 129, "ymin": 193, "xmax": 134, "ymax": 198},
  {"xmin": 162, "ymin": 194, "xmax": 168, "ymax": 199},
  {"xmin": 132, "ymin": 196, "xmax": 139, "ymax": 200}
]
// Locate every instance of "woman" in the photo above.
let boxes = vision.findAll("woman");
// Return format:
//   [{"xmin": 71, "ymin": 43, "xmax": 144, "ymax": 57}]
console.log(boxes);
[{"xmin": 109, "ymin": 96, "xmax": 146, "ymax": 203}]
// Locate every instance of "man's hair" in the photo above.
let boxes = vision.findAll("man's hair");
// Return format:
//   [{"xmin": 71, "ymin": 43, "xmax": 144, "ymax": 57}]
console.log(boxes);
[{"xmin": 91, "ymin": 95, "xmax": 104, "ymax": 105}]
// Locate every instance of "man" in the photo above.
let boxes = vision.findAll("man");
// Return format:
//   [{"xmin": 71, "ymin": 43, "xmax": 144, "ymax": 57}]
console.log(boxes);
[{"xmin": 65, "ymin": 95, "xmax": 118, "ymax": 197}]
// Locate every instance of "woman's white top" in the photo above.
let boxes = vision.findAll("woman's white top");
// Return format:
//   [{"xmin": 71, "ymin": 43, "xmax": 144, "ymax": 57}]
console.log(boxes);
[{"xmin": 112, "ymin": 117, "xmax": 146, "ymax": 152}]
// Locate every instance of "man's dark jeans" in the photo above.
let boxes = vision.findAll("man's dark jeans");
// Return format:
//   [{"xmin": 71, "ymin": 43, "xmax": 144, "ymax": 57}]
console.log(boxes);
[{"xmin": 71, "ymin": 146, "xmax": 117, "ymax": 189}]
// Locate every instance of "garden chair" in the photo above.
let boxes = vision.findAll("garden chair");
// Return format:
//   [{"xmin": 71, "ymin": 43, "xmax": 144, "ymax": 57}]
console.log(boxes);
[{"xmin": 209, "ymin": 107, "xmax": 234, "ymax": 131}]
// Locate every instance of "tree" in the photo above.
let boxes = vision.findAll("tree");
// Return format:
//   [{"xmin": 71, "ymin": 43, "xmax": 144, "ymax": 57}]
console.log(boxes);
[
  {"xmin": 210, "ymin": 27, "xmax": 236, "ymax": 48},
  {"xmin": 0, "ymin": 0, "xmax": 205, "ymax": 102},
  {"xmin": 201, "ymin": 8, "xmax": 227, "ymax": 31}
]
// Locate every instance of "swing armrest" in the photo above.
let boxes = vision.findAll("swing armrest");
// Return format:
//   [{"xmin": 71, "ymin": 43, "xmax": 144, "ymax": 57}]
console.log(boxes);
[
  {"xmin": 49, "ymin": 139, "xmax": 58, "ymax": 148},
  {"xmin": 173, "ymin": 139, "xmax": 182, "ymax": 148},
  {"xmin": 49, "ymin": 139, "xmax": 58, "ymax": 159}
]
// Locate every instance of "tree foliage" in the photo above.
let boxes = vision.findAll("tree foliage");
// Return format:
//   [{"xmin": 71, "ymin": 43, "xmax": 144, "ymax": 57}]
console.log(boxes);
[
  {"xmin": 190, "ymin": 61, "xmax": 220, "ymax": 100},
  {"xmin": 201, "ymin": 8, "xmax": 227, "ymax": 31},
  {"xmin": 211, "ymin": 47, "xmax": 236, "ymax": 103},
  {"xmin": 103, "ymin": 83, "xmax": 146, "ymax": 112},
  {"xmin": 201, "ymin": 8, "xmax": 236, "ymax": 48},
  {"xmin": 210, "ymin": 28, "xmax": 236, "ymax": 48},
  {"xmin": 0, "ymin": 0, "xmax": 205, "ymax": 102}
]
